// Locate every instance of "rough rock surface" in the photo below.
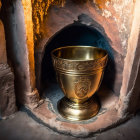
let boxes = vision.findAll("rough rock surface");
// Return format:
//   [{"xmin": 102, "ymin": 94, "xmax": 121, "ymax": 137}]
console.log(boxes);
[
  {"xmin": 23, "ymin": 85, "xmax": 120, "ymax": 137},
  {"xmin": 0, "ymin": 111, "xmax": 140, "ymax": 140},
  {"xmin": 0, "ymin": 19, "xmax": 17, "ymax": 117},
  {"xmin": 0, "ymin": 64, "xmax": 17, "ymax": 117}
]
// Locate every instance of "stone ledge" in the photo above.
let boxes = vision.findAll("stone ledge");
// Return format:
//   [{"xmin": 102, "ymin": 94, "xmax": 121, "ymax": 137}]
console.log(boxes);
[
  {"xmin": 23, "ymin": 86, "xmax": 131, "ymax": 137},
  {"xmin": 25, "ymin": 100, "xmax": 132, "ymax": 137}
]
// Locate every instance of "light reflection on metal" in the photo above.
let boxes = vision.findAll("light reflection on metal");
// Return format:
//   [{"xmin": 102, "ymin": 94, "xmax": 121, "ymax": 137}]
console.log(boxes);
[{"xmin": 51, "ymin": 46, "xmax": 108, "ymax": 121}]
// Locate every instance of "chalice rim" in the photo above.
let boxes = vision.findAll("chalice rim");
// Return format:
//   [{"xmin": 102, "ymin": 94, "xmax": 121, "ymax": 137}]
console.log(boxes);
[{"xmin": 51, "ymin": 45, "xmax": 108, "ymax": 62}]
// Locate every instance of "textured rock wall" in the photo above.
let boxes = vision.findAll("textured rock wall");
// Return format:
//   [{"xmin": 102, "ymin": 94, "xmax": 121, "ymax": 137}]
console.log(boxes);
[
  {"xmin": 1, "ymin": 0, "xmax": 40, "ymax": 108},
  {"xmin": 0, "ymin": 64, "xmax": 17, "ymax": 118},
  {"xmin": 31, "ymin": 0, "xmax": 135, "ymax": 54},
  {"xmin": 1, "ymin": 0, "xmax": 32, "ymax": 105},
  {"xmin": 0, "ymin": 19, "xmax": 17, "ymax": 117},
  {"xmin": 94, "ymin": 0, "xmax": 134, "ymax": 54},
  {"xmin": 117, "ymin": 0, "xmax": 140, "ymax": 115},
  {"xmin": 0, "ymin": 0, "xmax": 137, "ymax": 112},
  {"xmin": 32, "ymin": 0, "xmax": 66, "ymax": 51},
  {"xmin": 21, "ymin": 0, "xmax": 36, "ymax": 90},
  {"xmin": 32, "ymin": 0, "xmax": 134, "ymax": 95}
]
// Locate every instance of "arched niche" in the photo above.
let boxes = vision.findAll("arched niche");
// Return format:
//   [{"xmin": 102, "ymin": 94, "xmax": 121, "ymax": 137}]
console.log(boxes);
[
  {"xmin": 37, "ymin": 22, "xmax": 119, "ymax": 133},
  {"xmin": 41, "ymin": 23, "xmax": 115, "ymax": 95}
]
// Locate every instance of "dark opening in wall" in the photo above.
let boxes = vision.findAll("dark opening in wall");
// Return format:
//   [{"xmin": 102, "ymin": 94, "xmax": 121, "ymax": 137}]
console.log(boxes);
[{"xmin": 41, "ymin": 23, "xmax": 115, "ymax": 95}]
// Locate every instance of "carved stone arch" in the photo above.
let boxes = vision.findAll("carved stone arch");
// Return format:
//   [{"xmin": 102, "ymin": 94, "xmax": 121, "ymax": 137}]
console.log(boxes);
[{"xmin": 40, "ymin": 21, "xmax": 115, "ymax": 92}]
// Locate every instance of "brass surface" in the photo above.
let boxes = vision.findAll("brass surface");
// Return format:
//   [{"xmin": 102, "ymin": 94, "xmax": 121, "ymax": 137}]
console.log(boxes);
[{"xmin": 51, "ymin": 46, "xmax": 108, "ymax": 121}]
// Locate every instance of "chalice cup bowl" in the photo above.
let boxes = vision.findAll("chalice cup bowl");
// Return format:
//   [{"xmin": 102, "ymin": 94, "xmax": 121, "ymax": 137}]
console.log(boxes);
[{"xmin": 51, "ymin": 46, "xmax": 108, "ymax": 121}]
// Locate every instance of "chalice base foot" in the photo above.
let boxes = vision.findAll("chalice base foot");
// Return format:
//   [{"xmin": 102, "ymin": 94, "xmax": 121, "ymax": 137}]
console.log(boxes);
[{"xmin": 57, "ymin": 96, "xmax": 99, "ymax": 121}]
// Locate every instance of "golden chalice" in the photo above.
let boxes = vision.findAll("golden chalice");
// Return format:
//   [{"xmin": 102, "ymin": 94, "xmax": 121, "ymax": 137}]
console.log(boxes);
[{"xmin": 51, "ymin": 46, "xmax": 108, "ymax": 121}]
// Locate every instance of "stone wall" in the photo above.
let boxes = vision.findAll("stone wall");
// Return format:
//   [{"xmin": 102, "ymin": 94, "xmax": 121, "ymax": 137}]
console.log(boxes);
[
  {"xmin": 0, "ymin": 64, "xmax": 17, "ymax": 118},
  {"xmin": 0, "ymin": 20, "xmax": 17, "ymax": 117},
  {"xmin": 32, "ymin": 0, "xmax": 134, "ymax": 95},
  {"xmin": 1, "ymin": 0, "xmax": 40, "ymax": 108},
  {"xmin": 0, "ymin": 0, "xmax": 139, "ymax": 115}
]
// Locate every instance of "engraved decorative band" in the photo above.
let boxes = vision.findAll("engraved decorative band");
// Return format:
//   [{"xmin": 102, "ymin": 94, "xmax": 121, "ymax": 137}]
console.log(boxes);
[{"xmin": 52, "ymin": 55, "xmax": 108, "ymax": 72}]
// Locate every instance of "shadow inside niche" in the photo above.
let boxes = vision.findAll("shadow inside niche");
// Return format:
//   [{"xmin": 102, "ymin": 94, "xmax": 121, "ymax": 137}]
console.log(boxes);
[{"xmin": 41, "ymin": 23, "xmax": 116, "ymax": 94}]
